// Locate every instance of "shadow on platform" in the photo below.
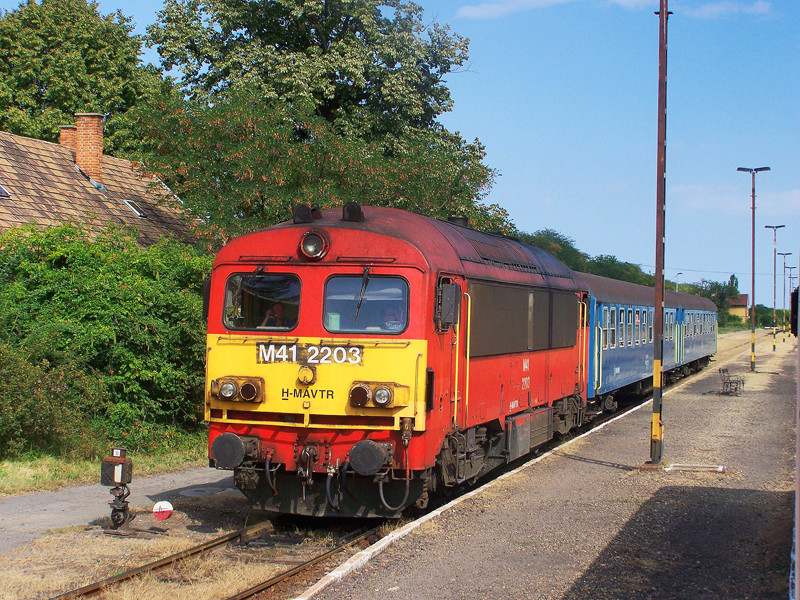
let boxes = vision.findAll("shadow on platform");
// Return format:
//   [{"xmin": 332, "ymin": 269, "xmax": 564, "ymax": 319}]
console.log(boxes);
[{"xmin": 562, "ymin": 486, "xmax": 792, "ymax": 600}]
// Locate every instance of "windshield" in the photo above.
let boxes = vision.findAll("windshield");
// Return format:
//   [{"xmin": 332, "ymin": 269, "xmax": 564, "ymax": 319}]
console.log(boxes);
[
  {"xmin": 223, "ymin": 273, "xmax": 300, "ymax": 330},
  {"xmin": 324, "ymin": 276, "xmax": 409, "ymax": 334}
]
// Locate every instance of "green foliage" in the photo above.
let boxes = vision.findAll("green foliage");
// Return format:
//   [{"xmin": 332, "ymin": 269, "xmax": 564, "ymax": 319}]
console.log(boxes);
[
  {"xmin": 586, "ymin": 255, "xmax": 654, "ymax": 286},
  {"xmin": 689, "ymin": 275, "xmax": 741, "ymax": 326},
  {"xmin": 136, "ymin": 0, "xmax": 507, "ymax": 238},
  {"xmin": 0, "ymin": 0, "xmax": 162, "ymax": 152},
  {"xmin": 147, "ymin": 0, "xmax": 468, "ymax": 142},
  {"xmin": 129, "ymin": 89, "xmax": 508, "ymax": 244},
  {"xmin": 516, "ymin": 229, "xmax": 587, "ymax": 271},
  {"xmin": 0, "ymin": 223, "xmax": 212, "ymax": 458},
  {"xmin": 0, "ymin": 344, "xmax": 105, "ymax": 458}
]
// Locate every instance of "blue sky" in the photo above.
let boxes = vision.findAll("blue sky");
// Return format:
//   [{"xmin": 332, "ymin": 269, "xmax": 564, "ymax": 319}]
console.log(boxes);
[{"xmin": 3, "ymin": 0, "xmax": 796, "ymax": 309}]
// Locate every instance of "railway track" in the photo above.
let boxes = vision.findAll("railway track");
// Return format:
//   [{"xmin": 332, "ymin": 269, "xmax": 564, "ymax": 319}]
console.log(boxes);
[
  {"xmin": 52, "ymin": 521, "xmax": 381, "ymax": 600},
  {"xmin": 50, "ymin": 335, "xmax": 758, "ymax": 600}
]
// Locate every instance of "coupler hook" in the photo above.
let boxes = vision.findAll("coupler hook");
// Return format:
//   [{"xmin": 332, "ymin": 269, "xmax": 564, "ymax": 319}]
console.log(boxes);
[{"xmin": 297, "ymin": 445, "xmax": 317, "ymax": 500}]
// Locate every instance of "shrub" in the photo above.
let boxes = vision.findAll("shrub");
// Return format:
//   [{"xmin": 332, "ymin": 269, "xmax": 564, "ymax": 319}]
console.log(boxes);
[{"xmin": 0, "ymin": 223, "xmax": 212, "ymax": 458}]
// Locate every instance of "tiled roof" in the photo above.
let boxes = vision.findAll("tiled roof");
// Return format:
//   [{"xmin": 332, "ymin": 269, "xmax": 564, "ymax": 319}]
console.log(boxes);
[
  {"xmin": 730, "ymin": 294, "xmax": 747, "ymax": 307},
  {"xmin": 0, "ymin": 131, "xmax": 192, "ymax": 245}
]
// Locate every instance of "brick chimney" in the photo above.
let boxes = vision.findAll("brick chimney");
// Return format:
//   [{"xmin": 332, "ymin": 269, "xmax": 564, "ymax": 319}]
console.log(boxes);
[
  {"xmin": 75, "ymin": 113, "xmax": 105, "ymax": 183},
  {"xmin": 59, "ymin": 125, "xmax": 77, "ymax": 150}
]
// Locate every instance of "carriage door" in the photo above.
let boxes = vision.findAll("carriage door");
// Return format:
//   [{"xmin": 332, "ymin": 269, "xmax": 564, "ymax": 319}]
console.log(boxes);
[{"xmin": 435, "ymin": 276, "xmax": 464, "ymax": 430}]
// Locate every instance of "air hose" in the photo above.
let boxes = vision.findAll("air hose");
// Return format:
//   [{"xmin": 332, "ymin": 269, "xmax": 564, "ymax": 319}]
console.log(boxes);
[{"xmin": 378, "ymin": 446, "xmax": 410, "ymax": 512}]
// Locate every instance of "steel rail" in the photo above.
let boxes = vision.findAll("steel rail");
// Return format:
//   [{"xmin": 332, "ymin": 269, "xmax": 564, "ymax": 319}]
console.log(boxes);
[
  {"xmin": 52, "ymin": 521, "xmax": 273, "ymax": 600},
  {"xmin": 223, "ymin": 526, "xmax": 380, "ymax": 600}
]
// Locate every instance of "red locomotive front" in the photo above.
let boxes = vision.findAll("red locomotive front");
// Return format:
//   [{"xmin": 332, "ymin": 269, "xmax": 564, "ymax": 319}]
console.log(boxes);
[{"xmin": 205, "ymin": 204, "xmax": 586, "ymax": 517}]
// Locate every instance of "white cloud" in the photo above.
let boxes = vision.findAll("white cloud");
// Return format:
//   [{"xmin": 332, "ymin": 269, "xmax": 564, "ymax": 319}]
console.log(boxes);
[
  {"xmin": 669, "ymin": 183, "xmax": 800, "ymax": 217},
  {"xmin": 670, "ymin": 183, "xmax": 745, "ymax": 215},
  {"xmin": 456, "ymin": 0, "xmax": 576, "ymax": 20},
  {"xmin": 456, "ymin": 0, "xmax": 770, "ymax": 20},
  {"xmin": 606, "ymin": 0, "xmax": 657, "ymax": 8},
  {"xmin": 676, "ymin": 1, "xmax": 771, "ymax": 19},
  {"xmin": 759, "ymin": 188, "xmax": 800, "ymax": 217}
]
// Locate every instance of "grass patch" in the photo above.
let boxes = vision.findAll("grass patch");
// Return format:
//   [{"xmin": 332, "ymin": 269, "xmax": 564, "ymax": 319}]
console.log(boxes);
[{"xmin": 0, "ymin": 430, "xmax": 208, "ymax": 498}]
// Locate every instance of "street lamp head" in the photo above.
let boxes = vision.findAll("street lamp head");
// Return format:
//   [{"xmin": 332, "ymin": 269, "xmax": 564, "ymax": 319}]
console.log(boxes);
[
  {"xmin": 755, "ymin": 167, "xmax": 771, "ymax": 172},
  {"xmin": 765, "ymin": 225, "xmax": 786, "ymax": 230},
  {"xmin": 737, "ymin": 166, "xmax": 771, "ymax": 173}
]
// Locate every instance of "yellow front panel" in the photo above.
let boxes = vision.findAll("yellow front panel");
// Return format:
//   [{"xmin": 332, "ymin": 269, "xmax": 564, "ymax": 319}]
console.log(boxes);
[{"xmin": 205, "ymin": 335, "xmax": 427, "ymax": 430}]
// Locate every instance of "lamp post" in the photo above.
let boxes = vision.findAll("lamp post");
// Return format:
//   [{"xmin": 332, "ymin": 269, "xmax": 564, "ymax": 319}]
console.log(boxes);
[
  {"xmin": 675, "ymin": 272, "xmax": 682, "ymax": 292},
  {"xmin": 738, "ymin": 166, "xmax": 770, "ymax": 371},
  {"xmin": 778, "ymin": 253, "xmax": 792, "ymax": 342},
  {"xmin": 765, "ymin": 225, "xmax": 785, "ymax": 351}
]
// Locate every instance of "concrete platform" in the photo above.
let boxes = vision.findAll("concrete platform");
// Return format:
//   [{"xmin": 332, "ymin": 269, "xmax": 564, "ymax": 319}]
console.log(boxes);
[{"xmin": 302, "ymin": 337, "xmax": 796, "ymax": 600}]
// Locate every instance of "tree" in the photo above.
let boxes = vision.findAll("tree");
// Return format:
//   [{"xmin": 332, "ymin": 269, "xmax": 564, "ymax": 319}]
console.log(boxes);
[
  {"xmin": 587, "ymin": 255, "xmax": 654, "ymax": 286},
  {"xmin": 517, "ymin": 229, "xmax": 586, "ymax": 271},
  {"xmin": 139, "ymin": 0, "xmax": 506, "ymax": 237},
  {"xmin": 696, "ymin": 275, "xmax": 741, "ymax": 326},
  {"xmin": 147, "ymin": 0, "xmax": 469, "ymax": 143},
  {"xmin": 129, "ymin": 89, "xmax": 508, "ymax": 244},
  {"xmin": 0, "ymin": 0, "xmax": 159, "ymax": 152}
]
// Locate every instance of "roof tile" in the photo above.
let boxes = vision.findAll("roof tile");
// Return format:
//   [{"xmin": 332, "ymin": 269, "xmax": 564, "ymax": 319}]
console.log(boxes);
[{"xmin": 0, "ymin": 130, "xmax": 193, "ymax": 245}]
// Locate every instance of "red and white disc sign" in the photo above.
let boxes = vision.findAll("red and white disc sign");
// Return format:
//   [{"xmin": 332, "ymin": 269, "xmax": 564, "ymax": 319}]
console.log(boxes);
[{"xmin": 152, "ymin": 500, "xmax": 174, "ymax": 520}]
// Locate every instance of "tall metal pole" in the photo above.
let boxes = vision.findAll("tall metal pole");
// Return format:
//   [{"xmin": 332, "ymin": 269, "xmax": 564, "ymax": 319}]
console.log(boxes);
[
  {"xmin": 765, "ymin": 225, "xmax": 785, "ymax": 351},
  {"xmin": 650, "ymin": 0, "xmax": 669, "ymax": 465},
  {"xmin": 779, "ymin": 253, "xmax": 792, "ymax": 342},
  {"xmin": 737, "ymin": 166, "xmax": 770, "ymax": 371},
  {"xmin": 675, "ymin": 272, "xmax": 682, "ymax": 292}
]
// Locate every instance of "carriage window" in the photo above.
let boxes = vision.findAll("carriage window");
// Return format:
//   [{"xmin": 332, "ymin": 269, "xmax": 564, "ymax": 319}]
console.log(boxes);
[
  {"xmin": 602, "ymin": 307, "xmax": 609, "ymax": 349},
  {"xmin": 223, "ymin": 273, "xmax": 300, "ymax": 330},
  {"xmin": 641, "ymin": 310, "xmax": 647, "ymax": 344},
  {"xmin": 618, "ymin": 307, "xmax": 624, "ymax": 346},
  {"xmin": 324, "ymin": 275, "xmax": 409, "ymax": 334},
  {"xmin": 627, "ymin": 309, "xmax": 633, "ymax": 346},
  {"xmin": 648, "ymin": 309, "xmax": 654, "ymax": 342},
  {"xmin": 610, "ymin": 307, "xmax": 617, "ymax": 348},
  {"xmin": 634, "ymin": 310, "xmax": 640, "ymax": 345}
]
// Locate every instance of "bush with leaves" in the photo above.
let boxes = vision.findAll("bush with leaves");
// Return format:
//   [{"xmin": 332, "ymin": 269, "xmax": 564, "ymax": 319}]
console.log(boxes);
[{"xmin": 0, "ymin": 223, "xmax": 211, "ymax": 458}]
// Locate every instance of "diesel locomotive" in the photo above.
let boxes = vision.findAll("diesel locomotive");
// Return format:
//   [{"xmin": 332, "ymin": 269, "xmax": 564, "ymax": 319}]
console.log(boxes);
[{"xmin": 204, "ymin": 203, "xmax": 717, "ymax": 517}]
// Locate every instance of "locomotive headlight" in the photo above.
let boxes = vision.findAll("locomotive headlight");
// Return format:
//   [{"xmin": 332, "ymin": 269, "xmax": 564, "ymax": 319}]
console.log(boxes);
[
  {"xmin": 373, "ymin": 386, "xmax": 392, "ymax": 407},
  {"xmin": 219, "ymin": 381, "xmax": 238, "ymax": 400},
  {"xmin": 349, "ymin": 383, "xmax": 372, "ymax": 407},
  {"xmin": 299, "ymin": 230, "xmax": 329, "ymax": 260},
  {"xmin": 240, "ymin": 382, "xmax": 259, "ymax": 401}
]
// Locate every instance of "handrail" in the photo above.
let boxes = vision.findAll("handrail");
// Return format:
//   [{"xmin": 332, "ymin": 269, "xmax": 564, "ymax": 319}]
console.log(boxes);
[
  {"xmin": 464, "ymin": 292, "xmax": 472, "ymax": 429},
  {"xmin": 452, "ymin": 319, "xmax": 460, "ymax": 430}
]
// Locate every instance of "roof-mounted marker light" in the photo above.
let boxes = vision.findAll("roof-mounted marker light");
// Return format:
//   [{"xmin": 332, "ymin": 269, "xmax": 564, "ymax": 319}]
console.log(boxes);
[
  {"xmin": 293, "ymin": 204, "xmax": 313, "ymax": 224},
  {"xmin": 342, "ymin": 202, "xmax": 364, "ymax": 223}
]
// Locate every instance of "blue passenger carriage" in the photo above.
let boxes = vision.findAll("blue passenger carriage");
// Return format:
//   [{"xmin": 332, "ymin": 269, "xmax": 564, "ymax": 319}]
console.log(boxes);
[{"xmin": 577, "ymin": 272, "xmax": 717, "ymax": 411}]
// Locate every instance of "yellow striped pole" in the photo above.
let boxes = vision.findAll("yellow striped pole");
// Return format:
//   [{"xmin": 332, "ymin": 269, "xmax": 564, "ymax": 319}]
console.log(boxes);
[{"xmin": 650, "ymin": 0, "xmax": 669, "ymax": 464}]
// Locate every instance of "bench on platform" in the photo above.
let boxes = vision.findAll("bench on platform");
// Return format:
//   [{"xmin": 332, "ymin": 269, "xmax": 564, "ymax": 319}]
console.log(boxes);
[{"xmin": 719, "ymin": 368, "xmax": 744, "ymax": 395}]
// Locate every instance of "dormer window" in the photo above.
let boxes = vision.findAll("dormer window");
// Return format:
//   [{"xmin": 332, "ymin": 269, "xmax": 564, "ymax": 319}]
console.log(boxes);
[
  {"xmin": 0, "ymin": 183, "xmax": 10, "ymax": 199},
  {"xmin": 123, "ymin": 199, "xmax": 147, "ymax": 218}
]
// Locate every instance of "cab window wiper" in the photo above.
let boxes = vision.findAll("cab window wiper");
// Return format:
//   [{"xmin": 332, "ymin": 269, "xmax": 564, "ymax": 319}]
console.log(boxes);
[{"xmin": 354, "ymin": 267, "xmax": 370, "ymax": 323}]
